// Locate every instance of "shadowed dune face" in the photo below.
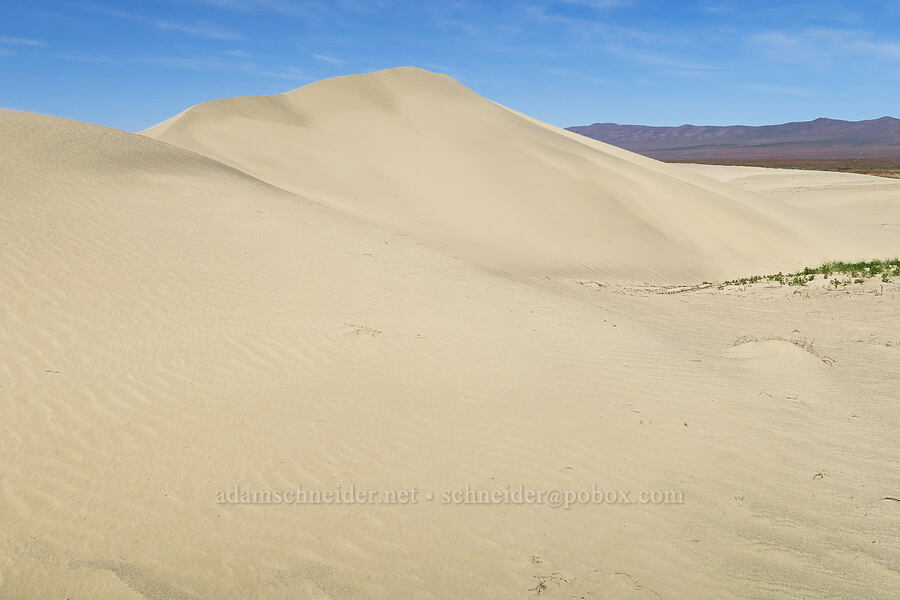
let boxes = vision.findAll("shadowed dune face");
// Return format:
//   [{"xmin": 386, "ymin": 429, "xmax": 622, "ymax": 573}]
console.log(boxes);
[{"xmin": 143, "ymin": 67, "xmax": 897, "ymax": 283}]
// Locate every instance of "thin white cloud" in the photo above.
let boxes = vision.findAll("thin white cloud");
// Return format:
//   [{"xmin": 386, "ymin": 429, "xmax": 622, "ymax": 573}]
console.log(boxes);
[
  {"xmin": 137, "ymin": 54, "xmax": 307, "ymax": 81},
  {"xmin": 0, "ymin": 36, "xmax": 46, "ymax": 47},
  {"xmin": 187, "ymin": 0, "xmax": 385, "ymax": 16},
  {"xmin": 152, "ymin": 20, "xmax": 245, "ymax": 41},
  {"xmin": 311, "ymin": 53, "xmax": 344, "ymax": 64},
  {"xmin": 740, "ymin": 83, "xmax": 816, "ymax": 97},
  {"xmin": 140, "ymin": 56, "xmax": 232, "ymax": 71},
  {"xmin": 699, "ymin": 1, "xmax": 735, "ymax": 14},
  {"xmin": 523, "ymin": 5, "xmax": 676, "ymax": 46},
  {"xmin": 84, "ymin": 4, "xmax": 245, "ymax": 41},
  {"xmin": 189, "ymin": 0, "xmax": 313, "ymax": 11},
  {"xmin": 749, "ymin": 27, "xmax": 900, "ymax": 64},
  {"xmin": 605, "ymin": 43, "xmax": 716, "ymax": 71},
  {"xmin": 856, "ymin": 39, "xmax": 900, "ymax": 60},
  {"xmin": 662, "ymin": 68, "xmax": 713, "ymax": 79},
  {"xmin": 559, "ymin": 0, "xmax": 631, "ymax": 8},
  {"xmin": 256, "ymin": 66, "xmax": 308, "ymax": 80},
  {"xmin": 544, "ymin": 66, "xmax": 605, "ymax": 84},
  {"xmin": 52, "ymin": 54, "xmax": 120, "ymax": 64}
]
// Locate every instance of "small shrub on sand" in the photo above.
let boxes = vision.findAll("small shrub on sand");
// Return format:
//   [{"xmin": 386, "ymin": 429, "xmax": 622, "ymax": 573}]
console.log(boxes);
[{"xmin": 718, "ymin": 258, "xmax": 900, "ymax": 290}]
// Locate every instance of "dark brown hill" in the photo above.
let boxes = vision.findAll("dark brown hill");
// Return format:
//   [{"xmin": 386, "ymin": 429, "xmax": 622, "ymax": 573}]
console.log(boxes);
[{"xmin": 567, "ymin": 117, "xmax": 900, "ymax": 161}]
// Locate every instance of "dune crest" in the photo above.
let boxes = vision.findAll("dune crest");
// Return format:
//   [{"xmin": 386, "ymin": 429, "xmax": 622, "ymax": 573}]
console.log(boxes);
[{"xmin": 143, "ymin": 67, "xmax": 895, "ymax": 282}]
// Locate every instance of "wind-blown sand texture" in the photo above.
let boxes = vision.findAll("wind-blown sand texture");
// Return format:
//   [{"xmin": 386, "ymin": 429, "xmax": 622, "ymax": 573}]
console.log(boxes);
[{"xmin": 2, "ymin": 68, "xmax": 898, "ymax": 599}]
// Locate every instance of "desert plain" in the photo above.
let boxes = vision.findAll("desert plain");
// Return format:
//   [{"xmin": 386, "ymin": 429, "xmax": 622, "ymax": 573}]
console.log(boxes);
[{"xmin": 1, "ymin": 68, "xmax": 898, "ymax": 599}]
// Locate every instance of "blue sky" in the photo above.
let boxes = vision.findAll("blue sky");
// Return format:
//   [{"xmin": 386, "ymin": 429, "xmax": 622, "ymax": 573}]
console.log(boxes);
[{"xmin": 1, "ymin": 1, "xmax": 898, "ymax": 131}]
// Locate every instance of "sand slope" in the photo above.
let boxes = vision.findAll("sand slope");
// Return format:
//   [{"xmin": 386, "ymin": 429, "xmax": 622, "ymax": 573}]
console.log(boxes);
[
  {"xmin": 143, "ymin": 67, "xmax": 895, "ymax": 282},
  {"xmin": 2, "ymin": 83, "xmax": 899, "ymax": 600},
  {"xmin": 682, "ymin": 163, "xmax": 900, "ymax": 230}
]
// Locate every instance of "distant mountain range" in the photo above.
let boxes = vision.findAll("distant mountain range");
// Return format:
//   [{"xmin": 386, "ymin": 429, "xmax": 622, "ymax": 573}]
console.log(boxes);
[{"xmin": 566, "ymin": 116, "xmax": 900, "ymax": 161}]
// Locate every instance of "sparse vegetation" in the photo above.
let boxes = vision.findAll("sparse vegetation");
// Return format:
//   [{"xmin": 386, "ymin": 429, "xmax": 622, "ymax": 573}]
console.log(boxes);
[{"xmin": 718, "ymin": 258, "xmax": 900, "ymax": 289}]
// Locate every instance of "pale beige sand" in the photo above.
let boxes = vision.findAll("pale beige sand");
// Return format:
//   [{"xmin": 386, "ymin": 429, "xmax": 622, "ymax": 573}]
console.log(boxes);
[
  {"xmin": 681, "ymin": 163, "xmax": 900, "ymax": 229},
  {"xmin": 143, "ymin": 67, "xmax": 894, "ymax": 283},
  {"xmin": 1, "ymin": 69, "xmax": 899, "ymax": 599}
]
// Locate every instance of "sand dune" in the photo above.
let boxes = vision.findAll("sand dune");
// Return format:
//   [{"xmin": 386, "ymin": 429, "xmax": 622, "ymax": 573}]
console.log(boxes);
[
  {"xmin": 143, "ymin": 67, "xmax": 895, "ymax": 282},
  {"xmin": 2, "ymin": 70, "xmax": 899, "ymax": 600},
  {"xmin": 682, "ymin": 163, "xmax": 900, "ymax": 228}
]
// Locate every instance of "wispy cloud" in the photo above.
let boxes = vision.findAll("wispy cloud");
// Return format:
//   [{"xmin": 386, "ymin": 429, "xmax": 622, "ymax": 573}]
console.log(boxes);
[
  {"xmin": 522, "ymin": 4, "xmax": 681, "ymax": 46},
  {"xmin": 749, "ymin": 27, "xmax": 900, "ymax": 64},
  {"xmin": 0, "ymin": 48, "xmax": 16, "ymax": 56},
  {"xmin": 311, "ymin": 53, "xmax": 344, "ymax": 64},
  {"xmin": 0, "ymin": 36, "xmax": 45, "ymax": 47},
  {"xmin": 153, "ymin": 20, "xmax": 245, "ymax": 41},
  {"xmin": 662, "ymin": 68, "xmax": 714, "ymax": 79},
  {"xmin": 855, "ymin": 39, "xmax": 900, "ymax": 60},
  {"xmin": 558, "ymin": 0, "xmax": 631, "ymax": 8},
  {"xmin": 603, "ymin": 41, "xmax": 716, "ymax": 72},
  {"xmin": 139, "ymin": 55, "xmax": 233, "ymax": 71},
  {"xmin": 739, "ymin": 83, "xmax": 816, "ymax": 97},
  {"xmin": 52, "ymin": 54, "xmax": 121, "ymax": 64},
  {"xmin": 85, "ymin": 4, "xmax": 245, "ymax": 41},
  {"xmin": 698, "ymin": 1, "xmax": 735, "ymax": 14},
  {"xmin": 138, "ymin": 54, "xmax": 307, "ymax": 81},
  {"xmin": 188, "ymin": 0, "xmax": 314, "ymax": 13},
  {"xmin": 255, "ymin": 65, "xmax": 308, "ymax": 80},
  {"xmin": 544, "ymin": 66, "xmax": 605, "ymax": 84},
  {"xmin": 186, "ymin": 0, "xmax": 386, "ymax": 17}
]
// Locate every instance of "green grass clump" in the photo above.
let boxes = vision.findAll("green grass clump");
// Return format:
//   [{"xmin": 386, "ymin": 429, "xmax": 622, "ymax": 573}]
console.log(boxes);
[{"xmin": 718, "ymin": 258, "xmax": 900, "ymax": 289}]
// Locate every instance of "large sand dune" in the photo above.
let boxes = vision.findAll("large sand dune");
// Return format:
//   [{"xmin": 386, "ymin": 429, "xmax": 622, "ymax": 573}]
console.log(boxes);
[
  {"xmin": 1, "ymin": 70, "xmax": 899, "ymax": 599},
  {"xmin": 143, "ymin": 67, "xmax": 894, "ymax": 282}
]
